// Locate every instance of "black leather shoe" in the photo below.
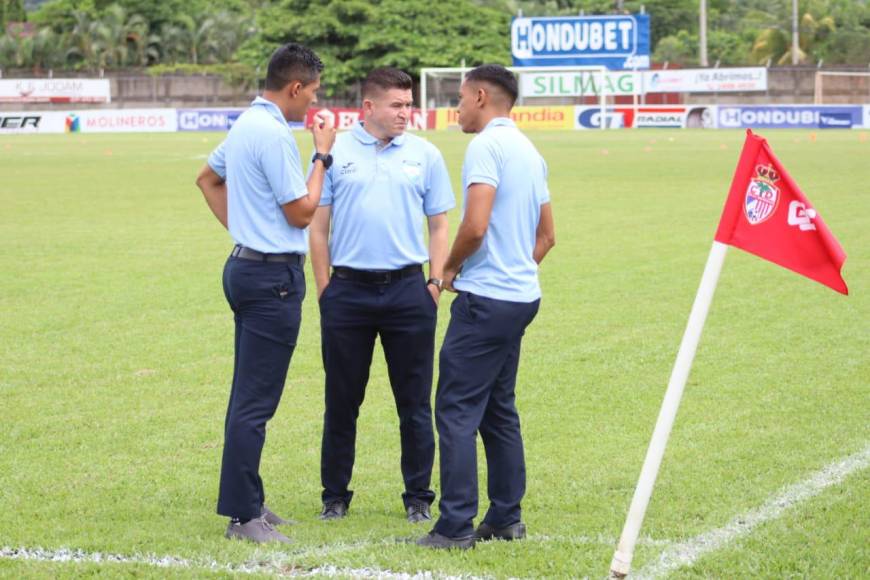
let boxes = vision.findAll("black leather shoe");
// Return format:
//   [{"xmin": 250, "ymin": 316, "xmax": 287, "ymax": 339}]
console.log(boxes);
[
  {"xmin": 319, "ymin": 500, "xmax": 348, "ymax": 520},
  {"xmin": 416, "ymin": 531, "xmax": 475, "ymax": 550},
  {"xmin": 473, "ymin": 521, "xmax": 526, "ymax": 541},
  {"xmin": 406, "ymin": 501, "xmax": 432, "ymax": 523}
]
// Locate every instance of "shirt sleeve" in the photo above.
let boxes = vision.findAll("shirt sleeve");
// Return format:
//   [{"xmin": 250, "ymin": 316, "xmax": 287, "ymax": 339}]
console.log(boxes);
[
  {"xmin": 207, "ymin": 140, "xmax": 227, "ymax": 179},
  {"xmin": 463, "ymin": 136, "xmax": 500, "ymax": 190},
  {"xmin": 423, "ymin": 146, "xmax": 455, "ymax": 216},
  {"xmin": 539, "ymin": 156, "xmax": 551, "ymax": 204},
  {"xmin": 260, "ymin": 134, "xmax": 309, "ymax": 206}
]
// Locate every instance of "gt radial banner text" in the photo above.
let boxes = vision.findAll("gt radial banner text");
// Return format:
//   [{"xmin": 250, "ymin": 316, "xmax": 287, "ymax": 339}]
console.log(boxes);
[
  {"xmin": 0, "ymin": 79, "xmax": 111, "ymax": 103},
  {"xmin": 511, "ymin": 15, "xmax": 650, "ymax": 69}
]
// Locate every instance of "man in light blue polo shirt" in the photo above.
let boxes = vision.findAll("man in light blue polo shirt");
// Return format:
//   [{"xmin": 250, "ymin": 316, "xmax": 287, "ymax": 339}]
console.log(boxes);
[
  {"xmin": 309, "ymin": 67, "xmax": 454, "ymax": 523},
  {"xmin": 418, "ymin": 65, "xmax": 556, "ymax": 549},
  {"xmin": 195, "ymin": 43, "xmax": 336, "ymax": 544}
]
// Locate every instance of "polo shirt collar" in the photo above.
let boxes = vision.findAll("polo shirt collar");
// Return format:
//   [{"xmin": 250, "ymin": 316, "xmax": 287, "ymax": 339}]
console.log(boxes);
[
  {"xmin": 251, "ymin": 96, "xmax": 286, "ymax": 124},
  {"xmin": 352, "ymin": 121, "xmax": 406, "ymax": 148},
  {"xmin": 483, "ymin": 116, "xmax": 516, "ymax": 131}
]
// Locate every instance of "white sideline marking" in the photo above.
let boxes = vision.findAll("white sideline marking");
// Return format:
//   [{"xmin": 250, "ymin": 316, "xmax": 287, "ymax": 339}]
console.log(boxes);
[
  {"xmin": 528, "ymin": 534, "xmax": 671, "ymax": 548},
  {"xmin": 0, "ymin": 534, "xmax": 655, "ymax": 578},
  {"xmin": 0, "ymin": 543, "xmax": 480, "ymax": 578},
  {"xmin": 0, "ymin": 532, "xmax": 673, "ymax": 579},
  {"xmin": 632, "ymin": 444, "xmax": 870, "ymax": 579}
]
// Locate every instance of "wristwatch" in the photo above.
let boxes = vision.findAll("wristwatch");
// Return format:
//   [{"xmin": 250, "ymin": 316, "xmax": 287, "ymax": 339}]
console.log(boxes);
[
  {"xmin": 312, "ymin": 152, "xmax": 333, "ymax": 169},
  {"xmin": 427, "ymin": 278, "xmax": 444, "ymax": 291}
]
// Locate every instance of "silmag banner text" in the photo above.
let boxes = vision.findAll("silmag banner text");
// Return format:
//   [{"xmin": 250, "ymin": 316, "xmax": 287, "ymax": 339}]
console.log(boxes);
[{"xmin": 511, "ymin": 14, "xmax": 650, "ymax": 70}]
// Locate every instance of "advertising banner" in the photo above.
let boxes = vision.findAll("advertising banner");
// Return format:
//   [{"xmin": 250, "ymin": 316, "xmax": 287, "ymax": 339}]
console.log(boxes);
[
  {"xmin": 437, "ymin": 106, "xmax": 573, "ymax": 130},
  {"xmin": 644, "ymin": 67, "xmax": 767, "ymax": 93},
  {"xmin": 863, "ymin": 105, "xmax": 870, "ymax": 128},
  {"xmin": 177, "ymin": 108, "xmax": 244, "ymax": 131},
  {"xmin": 0, "ymin": 111, "xmax": 67, "ymax": 133},
  {"xmin": 717, "ymin": 105, "xmax": 863, "ymax": 129},
  {"xmin": 520, "ymin": 70, "xmax": 638, "ymax": 97},
  {"xmin": 520, "ymin": 67, "xmax": 766, "ymax": 98},
  {"xmin": 305, "ymin": 108, "xmax": 434, "ymax": 131},
  {"xmin": 65, "ymin": 109, "xmax": 178, "ymax": 133},
  {"xmin": 511, "ymin": 14, "xmax": 650, "ymax": 69},
  {"xmin": 0, "ymin": 79, "xmax": 111, "ymax": 103},
  {"xmin": 574, "ymin": 105, "xmax": 717, "ymax": 129}
]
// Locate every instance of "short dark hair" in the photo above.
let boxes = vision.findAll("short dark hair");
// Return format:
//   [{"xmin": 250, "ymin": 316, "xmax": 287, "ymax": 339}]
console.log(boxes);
[
  {"xmin": 265, "ymin": 43, "xmax": 324, "ymax": 91},
  {"xmin": 362, "ymin": 67, "xmax": 413, "ymax": 98},
  {"xmin": 465, "ymin": 64, "xmax": 518, "ymax": 106}
]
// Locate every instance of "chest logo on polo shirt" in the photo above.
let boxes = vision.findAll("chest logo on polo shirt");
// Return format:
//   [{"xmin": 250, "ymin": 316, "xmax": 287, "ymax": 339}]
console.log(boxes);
[
  {"xmin": 339, "ymin": 161, "xmax": 357, "ymax": 176},
  {"xmin": 402, "ymin": 160, "xmax": 422, "ymax": 183}
]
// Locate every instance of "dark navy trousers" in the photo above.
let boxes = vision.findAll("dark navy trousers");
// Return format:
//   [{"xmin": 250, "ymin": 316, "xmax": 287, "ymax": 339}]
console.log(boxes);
[
  {"xmin": 319, "ymin": 273, "xmax": 437, "ymax": 508},
  {"xmin": 216, "ymin": 255, "xmax": 305, "ymax": 520},
  {"xmin": 433, "ymin": 291, "xmax": 540, "ymax": 538}
]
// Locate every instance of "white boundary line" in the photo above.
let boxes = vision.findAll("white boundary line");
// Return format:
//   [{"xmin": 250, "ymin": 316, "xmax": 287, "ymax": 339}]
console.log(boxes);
[
  {"xmin": 0, "ymin": 542, "xmax": 481, "ymax": 579},
  {"xmin": 3, "ymin": 440, "xmax": 865, "ymax": 580},
  {"xmin": 0, "ymin": 534, "xmax": 643, "ymax": 578},
  {"xmin": 632, "ymin": 443, "xmax": 870, "ymax": 579}
]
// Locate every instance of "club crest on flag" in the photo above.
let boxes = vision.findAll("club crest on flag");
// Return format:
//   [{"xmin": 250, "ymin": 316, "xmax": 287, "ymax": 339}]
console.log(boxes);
[{"xmin": 744, "ymin": 164, "xmax": 780, "ymax": 225}]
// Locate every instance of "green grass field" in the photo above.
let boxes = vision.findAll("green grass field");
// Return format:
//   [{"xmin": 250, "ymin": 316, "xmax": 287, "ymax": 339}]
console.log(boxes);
[{"xmin": 0, "ymin": 128, "xmax": 867, "ymax": 579}]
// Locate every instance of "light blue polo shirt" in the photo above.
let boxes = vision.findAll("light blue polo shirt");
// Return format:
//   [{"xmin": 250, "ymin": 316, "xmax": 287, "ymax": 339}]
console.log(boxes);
[
  {"xmin": 207, "ymin": 96, "xmax": 309, "ymax": 254},
  {"xmin": 317, "ymin": 122, "xmax": 454, "ymax": 269},
  {"xmin": 454, "ymin": 117, "xmax": 550, "ymax": 302}
]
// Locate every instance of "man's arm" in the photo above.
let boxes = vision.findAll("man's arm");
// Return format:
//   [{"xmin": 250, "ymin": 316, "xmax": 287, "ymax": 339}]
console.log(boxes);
[
  {"xmin": 426, "ymin": 212, "xmax": 449, "ymax": 303},
  {"xmin": 533, "ymin": 202, "xmax": 555, "ymax": 264},
  {"xmin": 309, "ymin": 205, "xmax": 332, "ymax": 299},
  {"xmin": 281, "ymin": 114, "xmax": 336, "ymax": 228},
  {"xmin": 195, "ymin": 164, "xmax": 228, "ymax": 229},
  {"xmin": 442, "ymin": 183, "xmax": 496, "ymax": 291},
  {"xmin": 281, "ymin": 160, "xmax": 329, "ymax": 228}
]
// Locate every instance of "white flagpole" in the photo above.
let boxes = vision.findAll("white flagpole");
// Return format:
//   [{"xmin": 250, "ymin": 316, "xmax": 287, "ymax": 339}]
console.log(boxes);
[{"xmin": 610, "ymin": 240, "xmax": 729, "ymax": 578}]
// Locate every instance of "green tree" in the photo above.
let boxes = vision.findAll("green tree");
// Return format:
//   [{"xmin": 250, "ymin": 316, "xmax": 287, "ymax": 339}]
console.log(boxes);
[
  {"xmin": 92, "ymin": 4, "xmax": 151, "ymax": 67},
  {"xmin": 29, "ymin": 27, "xmax": 67, "ymax": 71},
  {"xmin": 355, "ymin": 0, "xmax": 511, "ymax": 73},
  {"xmin": 1, "ymin": 0, "xmax": 27, "ymax": 30},
  {"xmin": 66, "ymin": 9, "xmax": 103, "ymax": 68},
  {"xmin": 238, "ymin": 0, "xmax": 379, "ymax": 94},
  {"xmin": 652, "ymin": 30, "xmax": 696, "ymax": 65},
  {"xmin": 707, "ymin": 29, "xmax": 754, "ymax": 65},
  {"xmin": 241, "ymin": 0, "xmax": 509, "ymax": 95}
]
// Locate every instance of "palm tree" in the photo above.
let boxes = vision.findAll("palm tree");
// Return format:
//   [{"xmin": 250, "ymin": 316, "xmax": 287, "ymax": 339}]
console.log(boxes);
[
  {"xmin": 176, "ymin": 13, "xmax": 218, "ymax": 65},
  {"xmin": 66, "ymin": 10, "xmax": 104, "ymax": 69},
  {"xmin": 30, "ymin": 27, "xmax": 66, "ymax": 72},
  {"xmin": 210, "ymin": 11, "xmax": 256, "ymax": 63}
]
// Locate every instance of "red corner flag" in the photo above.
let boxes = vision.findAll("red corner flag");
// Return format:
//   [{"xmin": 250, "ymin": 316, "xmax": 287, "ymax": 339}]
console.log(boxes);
[{"xmin": 714, "ymin": 130, "xmax": 848, "ymax": 294}]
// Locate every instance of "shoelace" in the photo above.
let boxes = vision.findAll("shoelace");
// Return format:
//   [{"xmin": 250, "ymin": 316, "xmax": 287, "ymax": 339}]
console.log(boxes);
[
  {"xmin": 408, "ymin": 502, "xmax": 428, "ymax": 516},
  {"xmin": 259, "ymin": 515, "xmax": 276, "ymax": 531},
  {"xmin": 323, "ymin": 502, "xmax": 343, "ymax": 516}
]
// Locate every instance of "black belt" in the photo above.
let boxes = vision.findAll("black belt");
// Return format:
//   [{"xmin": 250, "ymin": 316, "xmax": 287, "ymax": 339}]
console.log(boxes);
[
  {"xmin": 333, "ymin": 265, "xmax": 422, "ymax": 285},
  {"xmin": 231, "ymin": 245, "xmax": 305, "ymax": 265}
]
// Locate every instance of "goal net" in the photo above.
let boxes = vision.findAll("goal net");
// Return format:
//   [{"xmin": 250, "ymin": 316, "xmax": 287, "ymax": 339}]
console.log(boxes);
[{"xmin": 420, "ymin": 65, "xmax": 611, "ymax": 130}]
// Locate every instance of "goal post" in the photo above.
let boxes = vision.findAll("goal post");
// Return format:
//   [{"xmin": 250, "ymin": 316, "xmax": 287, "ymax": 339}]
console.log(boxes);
[
  {"xmin": 420, "ymin": 65, "xmax": 610, "ymax": 130},
  {"xmin": 814, "ymin": 70, "xmax": 870, "ymax": 104}
]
